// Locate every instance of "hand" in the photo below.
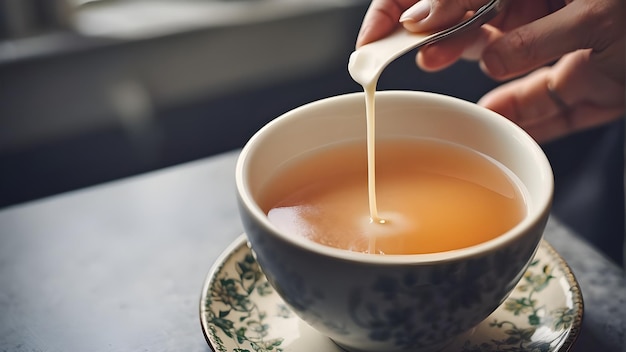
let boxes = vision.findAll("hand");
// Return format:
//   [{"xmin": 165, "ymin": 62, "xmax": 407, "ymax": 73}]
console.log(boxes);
[{"xmin": 356, "ymin": 0, "xmax": 625, "ymax": 143}]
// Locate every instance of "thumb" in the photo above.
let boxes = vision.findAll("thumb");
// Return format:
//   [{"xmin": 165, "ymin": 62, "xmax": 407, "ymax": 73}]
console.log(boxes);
[
  {"xmin": 356, "ymin": 0, "xmax": 418, "ymax": 48},
  {"xmin": 401, "ymin": 0, "xmax": 490, "ymax": 32}
]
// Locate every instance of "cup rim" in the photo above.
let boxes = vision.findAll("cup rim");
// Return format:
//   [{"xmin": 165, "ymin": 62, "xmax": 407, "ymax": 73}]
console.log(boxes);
[{"xmin": 236, "ymin": 90, "xmax": 554, "ymax": 264}]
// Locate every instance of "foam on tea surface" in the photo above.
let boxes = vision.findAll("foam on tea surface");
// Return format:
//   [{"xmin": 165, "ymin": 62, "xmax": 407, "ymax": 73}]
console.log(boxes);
[{"xmin": 261, "ymin": 139, "xmax": 526, "ymax": 255}]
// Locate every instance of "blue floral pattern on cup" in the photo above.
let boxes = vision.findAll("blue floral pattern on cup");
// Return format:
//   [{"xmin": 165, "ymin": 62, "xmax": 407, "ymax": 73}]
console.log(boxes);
[{"xmin": 200, "ymin": 236, "xmax": 583, "ymax": 352}]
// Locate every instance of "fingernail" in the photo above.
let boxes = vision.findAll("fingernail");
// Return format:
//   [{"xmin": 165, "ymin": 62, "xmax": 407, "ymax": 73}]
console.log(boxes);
[
  {"xmin": 480, "ymin": 51, "xmax": 505, "ymax": 77},
  {"xmin": 400, "ymin": 0, "xmax": 431, "ymax": 23}
]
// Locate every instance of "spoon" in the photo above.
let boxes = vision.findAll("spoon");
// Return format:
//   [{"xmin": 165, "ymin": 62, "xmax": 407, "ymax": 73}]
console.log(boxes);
[{"xmin": 348, "ymin": 0, "xmax": 506, "ymax": 86}]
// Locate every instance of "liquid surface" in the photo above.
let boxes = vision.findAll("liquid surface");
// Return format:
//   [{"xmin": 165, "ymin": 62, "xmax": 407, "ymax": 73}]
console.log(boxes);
[{"xmin": 260, "ymin": 139, "xmax": 526, "ymax": 254}]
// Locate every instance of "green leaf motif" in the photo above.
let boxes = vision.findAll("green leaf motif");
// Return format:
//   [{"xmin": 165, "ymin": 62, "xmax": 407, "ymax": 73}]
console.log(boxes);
[
  {"xmin": 552, "ymin": 307, "xmax": 576, "ymax": 330},
  {"xmin": 257, "ymin": 282, "xmax": 273, "ymax": 296},
  {"xmin": 528, "ymin": 313, "xmax": 541, "ymax": 326},
  {"xmin": 236, "ymin": 327, "xmax": 247, "ymax": 344},
  {"xmin": 205, "ymin": 252, "xmax": 284, "ymax": 352},
  {"xmin": 461, "ymin": 251, "xmax": 573, "ymax": 352}
]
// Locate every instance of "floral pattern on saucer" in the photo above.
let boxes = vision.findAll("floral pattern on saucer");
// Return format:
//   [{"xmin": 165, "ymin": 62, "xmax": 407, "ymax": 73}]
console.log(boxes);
[{"xmin": 199, "ymin": 236, "xmax": 583, "ymax": 352}]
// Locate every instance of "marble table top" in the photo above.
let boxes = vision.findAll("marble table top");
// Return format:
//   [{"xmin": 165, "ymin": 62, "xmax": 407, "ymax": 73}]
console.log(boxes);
[{"xmin": 0, "ymin": 149, "xmax": 624, "ymax": 351}]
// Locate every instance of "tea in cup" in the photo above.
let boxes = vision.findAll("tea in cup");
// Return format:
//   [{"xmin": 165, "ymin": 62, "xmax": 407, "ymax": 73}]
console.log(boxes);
[
  {"xmin": 260, "ymin": 137, "xmax": 527, "ymax": 255},
  {"xmin": 236, "ymin": 91, "xmax": 553, "ymax": 352}
]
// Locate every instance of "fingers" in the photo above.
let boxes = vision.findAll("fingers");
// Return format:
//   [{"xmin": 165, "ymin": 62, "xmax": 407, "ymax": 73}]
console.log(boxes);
[
  {"xmin": 478, "ymin": 50, "xmax": 625, "ymax": 143},
  {"xmin": 406, "ymin": 0, "xmax": 623, "ymax": 82},
  {"xmin": 507, "ymin": 99, "xmax": 624, "ymax": 143},
  {"xmin": 417, "ymin": 25, "xmax": 497, "ymax": 71},
  {"xmin": 480, "ymin": 0, "xmax": 624, "ymax": 80},
  {"xmin": 401, "ymin": 0, "xmax": 489, "ymax": 32},
  {"xmin": 358, "ymin": 0, "xmax": 493, "ymax": 53},
  {"xmin": 478, "ymin": 67, "xmax": 558, "ymax": 128},
  {"xmin": 356, "ymin": 0, "xmax": 418, "ymax": 48},
  {"xmin": 401, "ymin": 0, "xmax": 502, "ymax": 71}
]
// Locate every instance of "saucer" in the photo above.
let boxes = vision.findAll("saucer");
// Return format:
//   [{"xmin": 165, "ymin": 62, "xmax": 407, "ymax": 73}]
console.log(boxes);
[{"xmin": 199, "ymin": 235, "xmax": 583, "ymax": 352}]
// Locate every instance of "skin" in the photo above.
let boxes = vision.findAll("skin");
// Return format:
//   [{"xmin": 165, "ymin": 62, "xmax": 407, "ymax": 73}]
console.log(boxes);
[{"xmin": 356, "ymin": 0, "xmax": 625, "ymax": 142}]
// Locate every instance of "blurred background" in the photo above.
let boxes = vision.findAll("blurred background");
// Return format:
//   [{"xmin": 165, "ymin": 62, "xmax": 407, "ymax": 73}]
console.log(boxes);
[{"xmin": 0, "ymin": 0, "xmax": 623, "ymax": 265}]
